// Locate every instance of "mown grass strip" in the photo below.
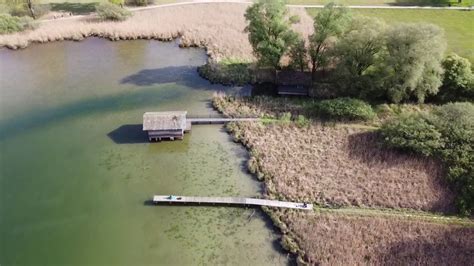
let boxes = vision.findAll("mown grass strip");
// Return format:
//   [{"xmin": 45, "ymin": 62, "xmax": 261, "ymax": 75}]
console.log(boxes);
[{"xmin": 314, "ymin": 206, "xmax": 474, "ymax": 226}]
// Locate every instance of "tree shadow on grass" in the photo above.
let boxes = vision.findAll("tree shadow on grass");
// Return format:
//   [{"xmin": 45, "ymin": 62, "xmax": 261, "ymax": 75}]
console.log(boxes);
[{"xmin": 50, "ymin": 2, "xmax": 98, "ymax": 15}]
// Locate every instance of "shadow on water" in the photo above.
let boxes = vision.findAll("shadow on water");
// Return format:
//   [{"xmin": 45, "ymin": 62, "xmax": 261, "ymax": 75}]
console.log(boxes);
[
  {"xmin": 0, "ymin": 87, "xmax": 182, "ymax": 141},
  {"xmin": 121, "ymin": 66, "xmax": 219, "ymax": 90},
  {"xmin": 107, "ymin": 124, "xmax": 148, "ymax": 144}
]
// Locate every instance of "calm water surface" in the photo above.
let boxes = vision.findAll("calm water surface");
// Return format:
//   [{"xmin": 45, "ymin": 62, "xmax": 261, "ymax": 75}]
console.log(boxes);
[{"xmin": 0, "ymin": 39, "xmax": 288, "ymax": 265}]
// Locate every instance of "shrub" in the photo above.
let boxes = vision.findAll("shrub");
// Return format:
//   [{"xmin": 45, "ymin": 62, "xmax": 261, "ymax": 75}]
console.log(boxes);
[
  {"xmin": 295, "ymin": 115, "xmax": 310, "ymax": 127},
  {"xmin": 133, "ymin": 0, "xmax": 150, "ymax": 6},
  {"xmin": 438, "ymin": 53, "xmax": 474, "ymax": 101},
  {"xmin": 96, "ymin": 2, "xmax": 131, "ymax": 21},
  {"xmin": 109, "ymin": 0, "xmax": 125, "ymax": 6},
  {"xmin": 380, "ymin": 113, "xmax": 443, "ymax": 156},
  {"xmin": 279, "ymin": 112, "xmax": 292, "ymax": 123},
  {"xmin": 0, "ymin": 13, "xmax": 34, "ymax": 34},
  {"xmin": 9, "ymin": 3, "xmax": 31, "ymax": 17},
  {"xmin": 313, "ymin": 97, "xmax": 376, "ymax": 121},
  {"xmin": 379, "ymin": 102, "xmax": 474, "ymax": 215}
]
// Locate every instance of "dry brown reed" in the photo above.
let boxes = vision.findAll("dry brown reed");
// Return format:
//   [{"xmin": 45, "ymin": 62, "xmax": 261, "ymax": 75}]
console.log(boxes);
[
  {"xmin": 0, "ymin": 3, "xmax": 314, "ymax": 62},
  {"xmin": 279, "ymin": 211, "xmax": 474, "ymax": 265},
  {"xmin": 214, "ymin": 95, "xmax": 456, "ymax": 213},
  {"xmin": 233, "ymin": 122, "xmax": 456, "ymax": 213}
]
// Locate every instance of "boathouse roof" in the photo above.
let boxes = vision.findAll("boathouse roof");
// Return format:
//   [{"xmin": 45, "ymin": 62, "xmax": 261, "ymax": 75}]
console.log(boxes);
[{"xmin": 143, "ymin": 111, "xmax": 187, "ymax": 131}]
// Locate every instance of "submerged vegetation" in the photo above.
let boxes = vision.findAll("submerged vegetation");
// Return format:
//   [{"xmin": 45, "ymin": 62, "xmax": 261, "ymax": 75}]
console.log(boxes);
[{"xmin": 0, "ymin": 0, "xmax": 472, "ymax": 263}]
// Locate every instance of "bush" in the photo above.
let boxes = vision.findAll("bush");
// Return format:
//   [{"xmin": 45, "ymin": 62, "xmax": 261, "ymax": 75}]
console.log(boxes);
[
  {"xmin": 380, "ymin": 113, "xmax": 443, "ymax": 156},
  {"xmin": 295, "ymin": 115, "xmax": 310, "ymax": 127},
  {"xmin": 438, "ymin": 53, "xmax": 474, "ymax": 102},
  {"xmin": 0, "ymin": 13, "xmax": 34, "ymax": 34},
  {"xmin": 109, "ymin": 0, "xmax": 124, "ymax": 6},
  {"xmin": 8, "ymin": 2, "xmax": 50, "ymax": 19},
  {"xmin": 9, "ymin": 4, "xmax": 31, "ymax": 17},
  {"xmin": 313, "ymin": 97, "xmax": 376, "ymax": 121},
  {"xmin": 96, "ymin": 2, "xmax": 131, "ymax": 21},
  {"xmin": 133, "ymin": 0, "xmax": 150, "ymax": 6},
  {"xmin": 379, "ymin": 102, "xmax": 474, "ymax": 215}
]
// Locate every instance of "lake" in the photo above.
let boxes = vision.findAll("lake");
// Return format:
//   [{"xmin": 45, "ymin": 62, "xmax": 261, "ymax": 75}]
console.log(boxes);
[{"xmin": 0, "ymin": 38, "xmax": 288, "ymax": 265}]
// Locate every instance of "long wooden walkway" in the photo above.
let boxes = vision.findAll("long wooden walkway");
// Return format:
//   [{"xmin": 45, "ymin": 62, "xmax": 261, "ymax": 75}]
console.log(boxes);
[
  {"xmin": 152, "ymin": 195, "xmax": 313, "ymax": 210},
  {"xmin": 188, "ymin": 118, "xmax": 259, "ymax": 125}
]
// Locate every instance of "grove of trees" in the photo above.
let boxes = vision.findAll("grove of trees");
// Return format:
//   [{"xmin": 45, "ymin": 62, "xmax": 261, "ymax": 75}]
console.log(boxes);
[
  {"xmin": 244, "ymin": 0, "xmax": 473, "ymax": 104},
  {"xmin": 245, "ymin": 0, "xmax": 474, "ymax": 215}
]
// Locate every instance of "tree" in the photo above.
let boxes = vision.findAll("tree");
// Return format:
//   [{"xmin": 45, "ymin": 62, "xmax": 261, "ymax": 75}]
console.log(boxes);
[
  {"xmin": 244, "ymin": 0, "xmax": 298, "ymax": 69},
  {"xmin": 308, "ymin": 2, "xmax": 351, "ymax": 79},
  {"xmin": 334, "ymin": 16, "xmax": 387, "ymax": 98},
  {"xmin": 383, "ymin": 23, "xmax": 446, "ymax": 103},
  {"xmin": 8, "ymin": 0, "xmax": 38, "ymax": 19},
  {"xmin": 288, "ymin": 37, "xmax": 308, "ymax": 72},
  {"xmin": 438, "ymin": 53, "xmax": 474, "ymax": 101}
]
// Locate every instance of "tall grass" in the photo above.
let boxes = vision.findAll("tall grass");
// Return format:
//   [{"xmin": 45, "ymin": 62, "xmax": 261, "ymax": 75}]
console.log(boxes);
[
  {"xmin": 0, "ymin": 3, "xmax": 314, "ymax": 62},
  {"xmin": 281, "ymin": 211, "xmax": 474, "ymax": 264}
]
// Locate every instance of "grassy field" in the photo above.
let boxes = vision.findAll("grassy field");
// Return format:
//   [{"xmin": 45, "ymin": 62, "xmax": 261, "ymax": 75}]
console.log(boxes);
[
  {"xmin": 290, "ymin": 0, "xmax": 473, "ymax": 6},
  {"xmin": 307, "ymin": 8, "xmax": 474, "ymax": 63}
]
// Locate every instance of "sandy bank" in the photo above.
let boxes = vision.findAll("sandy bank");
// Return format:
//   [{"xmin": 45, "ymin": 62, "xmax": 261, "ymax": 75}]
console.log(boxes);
[{"xmin": 0, "ymin": 3, "xmax": 313, "ymax": 62}]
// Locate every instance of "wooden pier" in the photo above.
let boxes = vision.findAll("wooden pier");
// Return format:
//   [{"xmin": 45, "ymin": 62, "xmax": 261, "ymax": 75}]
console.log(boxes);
[
  {"xmin": 188, "ymin": 117, "xmax": 259, "ymax": 125},
  {"xmin": 152, "ymin": 195, "xmax": 313, "ymax": 210}
]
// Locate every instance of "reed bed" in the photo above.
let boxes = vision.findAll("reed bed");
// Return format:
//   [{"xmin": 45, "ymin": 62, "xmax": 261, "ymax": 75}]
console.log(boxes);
[
  {"xmin": 0, "ymin": 3, "xmax": 314, "ymax": 62},
  {"xmin": 214, "ymin": 95, "xmax": 456, "ymax": 213},
  {"xmin": 279, "ymin": 211, "xmax": 474, "ymax": 265}
]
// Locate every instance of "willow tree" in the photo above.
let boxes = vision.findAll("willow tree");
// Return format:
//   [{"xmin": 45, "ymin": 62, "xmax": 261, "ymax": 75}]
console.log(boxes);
[
  {"xmin": 384, "ymin": 23, "xmax": 446, "ymax": 103},
  {"xmin": 244, "ymin": 0, "xmax": 298, "ymax": 69},
  {"xmin": 309, "ymin": 3, "xmax": 351, "ymax": 79},
  {"xmin": 334, "ymin": 16, "xmax": 387, "ymax": 98}
]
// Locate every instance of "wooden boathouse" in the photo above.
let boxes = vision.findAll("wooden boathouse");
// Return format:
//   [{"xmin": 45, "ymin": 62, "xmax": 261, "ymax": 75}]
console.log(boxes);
[
  {"xmin": 143, "ymin": 111, "xmax": 259, "ymax": 142},
  {"xmin": 143, "ymin": 111, "xmax": 188, "ymax": 141}
]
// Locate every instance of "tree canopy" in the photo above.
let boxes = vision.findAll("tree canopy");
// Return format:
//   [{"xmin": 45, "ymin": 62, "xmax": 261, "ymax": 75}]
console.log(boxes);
[
  {"xmin": 309, "ymin": 3, "xmax": 351, "ymax": 77},
  {"xmin": 244, "ymin": 0, "xmax": 298, "ymax": 69},
  {"xmin": 334, "ymin": 16, "xmax": 387, "ymax": 98},
  {"xmin": 439, "ymin": 53, "xmax": 474, "ymax": 101},
  {"xmin": 383, "ymin": 23, "xmax": 446, "ymax": 103}
]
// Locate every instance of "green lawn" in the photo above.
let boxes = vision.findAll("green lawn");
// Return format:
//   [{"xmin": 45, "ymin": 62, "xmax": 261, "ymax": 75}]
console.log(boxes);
[
  {"xmin": 291, "ymin": 0, "xmax": 473, "ymax": 6},
  {"xmin": 307, "ymin": 8, "xmax": 474, "ymax": 62}
]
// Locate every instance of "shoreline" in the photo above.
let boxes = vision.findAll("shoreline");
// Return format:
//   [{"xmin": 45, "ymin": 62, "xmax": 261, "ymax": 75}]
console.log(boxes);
[
  {"xmin": 211, "ymin": 94, "xmax": 474, "ymax": 264},
  {"xmin": 0, "ymin": 2, "xmax": 313, "ymax": 62}
]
